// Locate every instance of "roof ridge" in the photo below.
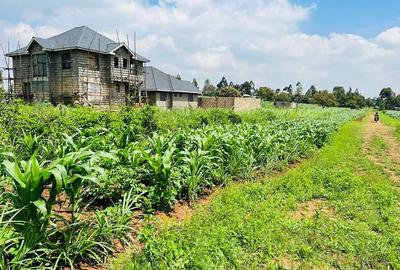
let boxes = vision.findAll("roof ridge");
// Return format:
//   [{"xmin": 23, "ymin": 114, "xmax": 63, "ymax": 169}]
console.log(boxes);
[
  {"xmin": 5, "ymin": 26, "xmax": 151, "ymax": 61},
  {"xmin": 168, "ymin": 74, "xmax": 175, "ymax": 91},
  {"xmin": 150, "ymin": 67, "xmax": 158, "ymax": 90},
  {"xmin": 48, "ymin": 26, "xmax": 84, "ymax": 40},
  {"xmin": 77, "ymin": 26, "xmax": 87, "ymax": 48}
]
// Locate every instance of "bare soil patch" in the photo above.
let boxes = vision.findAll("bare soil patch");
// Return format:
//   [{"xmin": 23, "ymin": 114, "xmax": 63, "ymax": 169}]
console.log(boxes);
[
  {"xmin": 156, "ymin": 188, "xmax": 221, "ymax": 225},
  {"xmin": 293, "ymin": 199, "xmax": 335, "ymax": 221}
]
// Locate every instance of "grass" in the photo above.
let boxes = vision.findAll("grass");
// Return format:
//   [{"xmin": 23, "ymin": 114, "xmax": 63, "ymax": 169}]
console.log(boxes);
[
  {"xmin": 382, "ymin": 113, "xmax": 400, "ymax": 141},
  {"xmin": 370, "ymin": 135, "xmax": 388, "ymax": 153},
  {"xmin": 112, "ymin": 117, "xmax": 400, "ymax": 269},
  {"xmin": 369, "ymin": 134, "xmax": 400, "ymax": 179}
]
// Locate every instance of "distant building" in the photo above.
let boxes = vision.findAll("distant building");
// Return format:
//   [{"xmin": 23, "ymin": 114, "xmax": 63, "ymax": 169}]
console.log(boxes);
[
  {"xmin": 274, "ymin": 101, "xmax": 297, "ymax": 108},
  {"xmin": 143, "ymin": 67, "xmax": 201, "ymax": 109}
]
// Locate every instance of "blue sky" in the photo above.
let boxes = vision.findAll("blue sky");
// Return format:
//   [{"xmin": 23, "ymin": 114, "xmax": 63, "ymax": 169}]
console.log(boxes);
[
  {"xmin": 293, "ymin": 0, "xmax": 400, "ymax": 37},
  {"xmin": 1, "ymin": 0, "xmax": 400, "ymax": 97}
]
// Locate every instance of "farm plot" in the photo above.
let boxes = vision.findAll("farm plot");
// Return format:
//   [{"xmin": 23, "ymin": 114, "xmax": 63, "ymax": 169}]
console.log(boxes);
[
  {"xmin": 0, "ymin": 104, "xmax": 363, "ymax": 269},
  {"xmin": 386, "ymin": 110, "xmax": 400, "ymax": 120},
  {"xmin": 113, "ymin": 112, "xmax": 400, "ymax": 270}
]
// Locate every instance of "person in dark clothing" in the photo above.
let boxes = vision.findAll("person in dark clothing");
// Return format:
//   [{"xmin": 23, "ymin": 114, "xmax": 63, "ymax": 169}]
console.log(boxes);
[{"xmin": 374, "ymin": 112, "xmax": 380, "ymax": 123}]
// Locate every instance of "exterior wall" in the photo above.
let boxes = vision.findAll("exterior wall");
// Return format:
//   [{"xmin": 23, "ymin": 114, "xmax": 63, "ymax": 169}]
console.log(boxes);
[
  {"xmin": 198, "ymin": 96, "xmax": 261, "ymax": 112},
  {"xmin": 147, "ymin": 92, "xmax": 157, "ymax": 105},
  {"xmin": 11, "ymin": 47, "xmax": 144, "ymax": 105},
  {"xmin": 233, "ymin": 97, "xmax": 262, "ymax": 112},
  {"xmin": 12, "ymin": 41, "xmax": 50, "ymax": 102},
  {"xmin": 171, "ymin": 93, "xmax": 198, "ymax": 108},
  {"xmin": 111, "ymin": 47, "xmax": 144, "ymax": 83},
  {"xmin": 12, "ymin": 54, "xmax": 32, "ymax": 99},
  {"xmin": 154, "ymin": 92, "xmax": 171, "ymax": 109},
  {"xmin": 198, "ymin": 96, "xmax": 235, "ymax": 110},
  {"xmin": 48, "ymin": 50, "xmax": 80, "ymax": 104},
  {"xmin": 148, "ymin": 92, "xmax": 198, "ymax": 109}
]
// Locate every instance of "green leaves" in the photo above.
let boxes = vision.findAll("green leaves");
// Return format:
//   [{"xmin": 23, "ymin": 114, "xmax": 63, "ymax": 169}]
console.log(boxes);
[
  {"xmin": 2, "ymin": 155, "xmax": 67, "ymax": 227},
  {"xmin": 32, "ymin": 199, "xmax": 47, "ymax": 217},
  {"xmin": 142, "ymin": 134, "xmax": 180, "ymax": 210},
  {"xmin": 3, "ymin": 160, "xmax": 25, "ymax": 188},
  {"xmin": 0, "ymin": 104, "xmax": 366, "ymax": 269}
]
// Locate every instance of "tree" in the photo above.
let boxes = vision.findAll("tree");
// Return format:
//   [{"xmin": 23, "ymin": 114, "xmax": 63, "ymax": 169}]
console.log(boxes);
[
  {"xmin": 240, "ymin": 81, "xmax": 255, "ymax": 96},
  {"xmin": 378, "ymin": 87, "xmax": 396, "ymax": 109},
  {"xmin": 333, "ymin": 86, "xmax": 346, "ymax": 107},
  {"xmin": 379, "ymin": 87, "xmax": 395, "ymax": 99},
  {"xmin": 303, "ymin": 85, "xmax": 317, "ymax": 103},
  {"xmin": 176, "ymin": 74, "xmax": 182, "ymax": 80},
  {"xmin": 394, "ymin": 94, "xmax": 400, "ymax": 109},
  {"xmin": 219, "ymin": 86, "xmax": 242, "ymax": 97},
  {"xmin": 283, "ymin": 84, "xmax": 293, "ymax": 95},
  {"xmin": 310, "ymin": 90, "xmax": 338, "ymax": 107},
  {"xmin": 192, "ymin": 78, "xmax": 198, "ymax": 88},
  {"xmin": 293, "ymin": 82, "xmax": 304, "ymax": 103},
  {"xmin": 229, "ymin": 81, "xmax": 240, "ymax": 90},
  {"xmin": 217, "ymin": 77, "xmax": 228, "ymax": 89},
  {"xmin": 202, "ymin": 79, "xmax": 218, "ymax": 96},
  {"xmin": 344, "ymin": 89, "xmax": 366, "ymax": 109},
  {"xmin": 365, "ymin": 98, "xmax": 375, "ymax": 107},
  {"xmin": 257, "ymin": 86, "xmax": 275, "ymax": 101},
  {"xmin": 275, "ymin": 92, "xmax": 292, "ymax": 102}
]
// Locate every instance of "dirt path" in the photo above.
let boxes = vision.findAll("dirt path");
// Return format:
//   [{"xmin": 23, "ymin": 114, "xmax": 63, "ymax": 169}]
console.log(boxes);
[{"xmin": 363, "ymin": 113, "xmax": 400, "ymax": 183}]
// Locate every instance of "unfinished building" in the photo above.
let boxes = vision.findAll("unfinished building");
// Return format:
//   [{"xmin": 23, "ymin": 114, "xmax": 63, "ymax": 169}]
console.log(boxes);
[{"xmin": 5, "ymin": 26, "xmax": 149, "ymax": 105}]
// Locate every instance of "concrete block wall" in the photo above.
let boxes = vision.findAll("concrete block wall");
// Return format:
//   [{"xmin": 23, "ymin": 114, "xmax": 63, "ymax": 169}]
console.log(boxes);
[
  {"xmin": 233, "ymin": 97, "xmax": 262, "ymax": 112},
  {"xmin": 198, "ymin": 96, "xmax": 261, "ymax": 112}
]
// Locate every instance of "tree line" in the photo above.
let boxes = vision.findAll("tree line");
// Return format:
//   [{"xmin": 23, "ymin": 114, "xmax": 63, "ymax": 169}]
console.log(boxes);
[
  {"xmin": 201, "ymin": 76, "xmax": 256, "ymax": 97},
  {"xmin": 376, "ymin": 87, "xmax": 400, "ymax": 110},
  {"xmin": 199, "ymin": 77, "xmax": 371, "ymax": 109},
  {"xmin": 257, "ymin": 83, "xmax": 372, "ymax": 109},
  {"xmin": 198, "ymin": 76, "xmax": 400, "ymax": 110}
]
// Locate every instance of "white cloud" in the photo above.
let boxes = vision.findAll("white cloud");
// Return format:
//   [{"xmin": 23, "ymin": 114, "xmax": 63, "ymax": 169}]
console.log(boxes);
[
  {"xmin": 375, "ymin": 27, "xmax": 400, "ymax": 45},
  {"xmin": 189, "ymin": 46, "xmax": 236, "ymax": 71},
  {"xmin": 5, "ymin": 23, "xmax": 34, "ymax": 45},
  {"xmin": 0, "ymin": 0, "xmax": 399, "ymax": 97}
]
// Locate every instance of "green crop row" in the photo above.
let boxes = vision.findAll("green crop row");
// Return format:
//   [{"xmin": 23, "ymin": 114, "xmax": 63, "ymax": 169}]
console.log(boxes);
[
  {"xmin": 386, "ymin": 110, "xmax": 400, "ymax": 119},
  {"xmin": 0, "ymin": 104, "xmax": 364, "ymax": 269}
]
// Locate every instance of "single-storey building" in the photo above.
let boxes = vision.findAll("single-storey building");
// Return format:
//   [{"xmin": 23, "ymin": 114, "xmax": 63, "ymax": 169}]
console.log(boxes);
[
  {"xmin": 143, "ymin": 66, "xmax": 201, "ymax": 109},
  {"xmin": 274, "ymin": 101, "xmax": 297, "ymax": 108}
]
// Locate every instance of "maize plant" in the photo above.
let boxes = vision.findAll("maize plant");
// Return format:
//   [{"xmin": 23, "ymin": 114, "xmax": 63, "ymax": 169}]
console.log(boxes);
[
  {"xmin": 58, "ymin": 148, "xmax": 118, "ymax": 220},
  {"xmin": 142, "ymin": 134, "xmax": 180, "ymax": 209},
  {"xmin": 2, "ymin": 155, "xmax": 66, "ymax": 232},
  {"xmin": 181, "ymin": 147, "xmax": 213, "ymax": 203}
]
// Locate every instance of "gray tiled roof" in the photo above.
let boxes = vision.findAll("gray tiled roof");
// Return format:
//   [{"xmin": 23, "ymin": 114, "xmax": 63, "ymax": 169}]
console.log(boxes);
[
  {"xmin": 143, "ymin": 66, "xmax": 201, "ymax": 94},
  {"xmin": 6, "ymin": 26, "xmax": 149, "ymax": 62}
]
